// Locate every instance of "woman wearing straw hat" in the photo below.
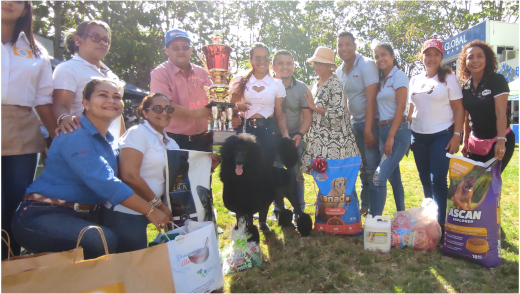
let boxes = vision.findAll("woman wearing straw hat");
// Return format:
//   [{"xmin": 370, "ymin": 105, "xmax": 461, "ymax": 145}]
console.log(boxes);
[{"xmin": 300, "ymin": 46, "xmax": 360, "ymax": 172}]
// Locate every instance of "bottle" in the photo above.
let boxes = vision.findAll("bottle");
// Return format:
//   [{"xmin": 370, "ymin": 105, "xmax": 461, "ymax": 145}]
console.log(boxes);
[{"xmin": 364, "ymin": 214, "xmax": 391, "ymax": 253}]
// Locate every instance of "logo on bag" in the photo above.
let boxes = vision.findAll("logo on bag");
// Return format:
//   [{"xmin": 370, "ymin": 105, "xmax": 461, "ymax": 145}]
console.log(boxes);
[
  {"xmin": 175, "ymin": 235, "xmax": 185, "ymax": 244},
  {"xmin": 197, "ymin": 269, "xmax": 207, "ymax": 277}
]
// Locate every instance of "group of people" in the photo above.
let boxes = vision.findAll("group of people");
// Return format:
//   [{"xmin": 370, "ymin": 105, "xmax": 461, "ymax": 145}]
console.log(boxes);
[{"xmin": 1, "ymin": 1, "xmax": 514, "ymax": 260}]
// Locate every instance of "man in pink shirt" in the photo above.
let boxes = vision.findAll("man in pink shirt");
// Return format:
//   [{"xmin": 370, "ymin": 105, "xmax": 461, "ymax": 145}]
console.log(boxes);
[{"xmin": 151, "ymin": 29, "xmax": 213, "ymax": 151}]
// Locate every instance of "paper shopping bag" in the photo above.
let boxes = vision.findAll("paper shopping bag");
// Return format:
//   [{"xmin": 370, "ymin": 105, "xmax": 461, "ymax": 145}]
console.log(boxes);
[
  {"xmin": 165, "ymin": 220, "xmax": 224, "ymax": 293},
  {"xmin": 1, "ymin": 230, "xmax": 84, "ymax": 277},
  {"xmin": 2, "ymin": 227, "xmax": 174, "ymax": 293}
]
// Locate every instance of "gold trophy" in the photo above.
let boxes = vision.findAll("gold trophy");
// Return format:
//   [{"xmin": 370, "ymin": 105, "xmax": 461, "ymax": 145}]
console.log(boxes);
[{"xmin": 198, "ymin": 31, "xmax": 236, "ymax": 144}]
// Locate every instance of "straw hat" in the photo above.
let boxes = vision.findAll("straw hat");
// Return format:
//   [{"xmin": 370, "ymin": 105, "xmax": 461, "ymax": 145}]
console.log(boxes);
[{"xmin": 307, "ymin": 46, "xmax": 337, "ymax": 69}]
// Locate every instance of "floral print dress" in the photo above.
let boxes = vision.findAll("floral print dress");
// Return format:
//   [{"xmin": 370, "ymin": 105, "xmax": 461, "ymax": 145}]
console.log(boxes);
[{"xmin": 300, "ymin": 74, "xmax": 360, "ymax": 172}]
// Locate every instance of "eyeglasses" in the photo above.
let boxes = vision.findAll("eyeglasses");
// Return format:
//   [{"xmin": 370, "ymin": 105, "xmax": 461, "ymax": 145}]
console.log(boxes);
[
  {"xmin": 169, "ymin": 45, "xmax": 191, "ymax": 51},
  {"xmin": 85, "ymin": 33, "xmax": 111, "ymax": 45},
  {"xmin": 253, "ymin": 56, "xmax": 270, "ymax": 63},
  {"xmin": 147, "ymin": 106, "xmax": 175, "ymax": 114}
]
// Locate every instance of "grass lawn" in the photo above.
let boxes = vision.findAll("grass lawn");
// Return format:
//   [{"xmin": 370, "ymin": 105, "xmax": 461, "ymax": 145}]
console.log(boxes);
[{"xmin": 148, "ymin": 146, "xmax": 519, "ymax": 293}]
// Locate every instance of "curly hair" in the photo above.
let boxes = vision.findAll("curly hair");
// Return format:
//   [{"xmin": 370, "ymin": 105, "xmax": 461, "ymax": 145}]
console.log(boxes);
[
  {"xmin": 457, "ymin": 40, "xmax": 498, "ymax": 83},
  {"xmin": 136, "ymin": 93, "xmax": 169, "ymax": 118}
]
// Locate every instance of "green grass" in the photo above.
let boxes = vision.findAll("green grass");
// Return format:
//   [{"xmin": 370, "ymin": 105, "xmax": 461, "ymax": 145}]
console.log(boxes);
[{"xmin": 148, "ymin": 145, "xmax": 519, "ymax": 293}]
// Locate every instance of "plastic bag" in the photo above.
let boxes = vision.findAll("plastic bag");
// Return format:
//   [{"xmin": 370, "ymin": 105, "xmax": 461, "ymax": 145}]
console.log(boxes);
[
  {"xmin": 221, "ymin": 218, "xmax": 262, "ymax": 274},
  {"xmin": 391, "ymin": 198, "xmax": 442, "ymax": 250}
]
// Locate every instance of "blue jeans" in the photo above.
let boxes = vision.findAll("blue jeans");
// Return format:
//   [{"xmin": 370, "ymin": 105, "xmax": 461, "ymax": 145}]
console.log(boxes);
[
  {"xmin": 411, "ymin": 126, "xmax": 453, "ymax": 225},
  {"xmin": 101, "ymin": 206, "xmax": 149, "ymax": 253},
  {"xmin": 352, "ymin": 120, "xmax": 380, "ymax": 211},
  {"xmin": 12, "ymin": 201, "xmax": 117, "ymax": 260},
  {"xmin": 1, "ymin": 153, "xmax": 37, "ymax": 259},
  {"xmin": 273, "ymin": 140, "xmax": 305, "ymax": 219},
  {"xmin": 370, "ymin": 123, "xmax": 411, "ymax": 215}
]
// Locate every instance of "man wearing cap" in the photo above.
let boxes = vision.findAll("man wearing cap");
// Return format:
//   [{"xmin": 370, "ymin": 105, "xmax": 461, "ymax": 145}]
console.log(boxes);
[
  {"xmin": 335, "ymin": 31, "xmax": 380, "ymax": 216},
  {"xmin": 150, "ymin": 29, "xmax": 213, "ymax": 151}
]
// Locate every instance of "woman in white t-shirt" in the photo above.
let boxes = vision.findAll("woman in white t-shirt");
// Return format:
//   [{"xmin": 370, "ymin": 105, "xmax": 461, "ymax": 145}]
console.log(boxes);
[
  {"xmin": 52, "ymin": 20, "xmax": 124, "ymax": 144},
  {"xmin": 229, "ymin": 42, "xmax": 288, "ymax": 232},
  {"xmin": 407, "ymin": 39, "xmax": 464, "ymax": 230},
  {"xmin": 105, "ymin": 93, "xmax": 220, "ymax": 253}
]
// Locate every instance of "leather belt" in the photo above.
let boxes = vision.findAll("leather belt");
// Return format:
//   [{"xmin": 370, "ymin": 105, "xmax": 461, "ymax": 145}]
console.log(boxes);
[
  {"xmin": 23, "ymin": 193, "xmax": 100, "ymax": 213},
  {"xmin": 247, "ymin": 117, "xmax": 275, "ymax": 128},
  {"xmin": 378, "ymin": 117, "xmax": 407, "ymax": 126},
  {"xmin": 171, "ymin": 132, "xmax": 205, "ymax": 142}
]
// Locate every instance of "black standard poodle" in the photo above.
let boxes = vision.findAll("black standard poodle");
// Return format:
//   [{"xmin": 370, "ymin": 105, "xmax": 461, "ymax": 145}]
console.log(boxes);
[{"xmin": 219, "ymin": 133, "xmax": 312, "ymax": 242}]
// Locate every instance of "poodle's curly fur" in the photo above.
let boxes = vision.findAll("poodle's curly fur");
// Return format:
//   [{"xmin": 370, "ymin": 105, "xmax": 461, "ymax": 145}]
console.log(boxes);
[{"xmin": 220, "ymin": 134, "xmax": 312, "ymax": 238}]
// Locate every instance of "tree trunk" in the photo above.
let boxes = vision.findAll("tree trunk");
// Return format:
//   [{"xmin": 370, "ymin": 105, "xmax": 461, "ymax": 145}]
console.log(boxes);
[{"xmin": 53, "ymin": 1, "xmax": 63, "ymax": 60}]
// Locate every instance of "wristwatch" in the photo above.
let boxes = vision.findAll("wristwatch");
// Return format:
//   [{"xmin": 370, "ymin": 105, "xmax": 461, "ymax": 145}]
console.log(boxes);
[{"xmin": 293, "ymin": 132, "xmax": 304, "ymax": 139}]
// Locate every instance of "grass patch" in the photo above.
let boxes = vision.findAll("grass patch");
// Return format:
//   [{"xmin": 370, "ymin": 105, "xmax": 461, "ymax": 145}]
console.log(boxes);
[{"xmin": 148, "ymin": 145, "xmax": 519, "ymax": 293}]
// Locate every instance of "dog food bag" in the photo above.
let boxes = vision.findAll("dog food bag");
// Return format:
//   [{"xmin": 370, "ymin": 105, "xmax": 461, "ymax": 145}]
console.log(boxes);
[
  {"xmin": 221, "ymin": 218, "xmax": 262, "ymax": 274},
  {"xmin": 442, "ymin": 154, "xmax": 502, "ymax": 268},
  {"xmin": 311, "ymin": 156, "xmax": 362, "ymax": 235},
  {"xmin": 391, "ymin": 198, "xmax": 442, "ymax": 250}
]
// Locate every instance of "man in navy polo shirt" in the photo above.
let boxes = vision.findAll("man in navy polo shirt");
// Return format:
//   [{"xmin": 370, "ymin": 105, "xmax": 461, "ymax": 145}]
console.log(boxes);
[{"xmin": 335, "ymin": 31, "xmax": 380, "ymax": 216}]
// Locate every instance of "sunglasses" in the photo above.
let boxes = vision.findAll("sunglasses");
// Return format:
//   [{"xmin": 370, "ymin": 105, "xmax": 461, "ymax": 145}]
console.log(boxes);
[
  {"xmin": 253, "ymin": 56, "xmax": 270, "ymax": 63},
  {"xmin": 147, "ymin": 106, "xmax": 175, "ymax": 114},
  {"xmin": 85, "ymin": 33, "xmax": 111, "ymax": 45},
  {"xmin": 169, "ymin": 45, "xmax": 191, "ymax": 52}
]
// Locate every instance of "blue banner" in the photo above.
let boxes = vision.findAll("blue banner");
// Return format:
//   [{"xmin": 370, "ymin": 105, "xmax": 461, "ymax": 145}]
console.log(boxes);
[{"xmin": 443, "ymin": 22, "xmax": 486, "ymax": 59}]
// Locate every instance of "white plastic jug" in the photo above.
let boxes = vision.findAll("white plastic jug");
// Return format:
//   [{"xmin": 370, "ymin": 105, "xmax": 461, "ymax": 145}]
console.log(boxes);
[{"xmin": 364, "ymin": 214, "xmax": 391, "ymax": 253}]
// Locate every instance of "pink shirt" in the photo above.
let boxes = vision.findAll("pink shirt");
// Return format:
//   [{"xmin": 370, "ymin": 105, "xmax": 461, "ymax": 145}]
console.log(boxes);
[{"xmin": 150, "ymin": 60, "xmax": 212, "ymax": 135}]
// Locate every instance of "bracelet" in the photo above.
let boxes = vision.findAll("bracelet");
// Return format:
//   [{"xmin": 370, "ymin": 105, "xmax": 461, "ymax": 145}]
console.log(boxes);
[
  {"xmin": 146, "ymin": 206, "xmax": 155, "ymax": 217},
  {"xmin": 295, "ymin": 132, "xmax": 304, "ymax": 138},
  {"xmin": 150, "ymin": 195, "xmax": 161, "ymax": 207},
  {"xmin": 497, "ymin": 136, "xmax": 507, "ymax": 142},
  {"xmin": 57, "ymin": 113, "xmax": 70, "ymax": 125},
  {"xmin": 152, "ymin": 198, "xmax": 162, "ymax": 208},
  {"xmin": 453, "ymin": 132, "xmax": 462, "ymax": 137}
]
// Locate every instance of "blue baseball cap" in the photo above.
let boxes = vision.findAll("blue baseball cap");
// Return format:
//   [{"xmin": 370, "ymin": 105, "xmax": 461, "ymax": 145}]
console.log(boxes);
[{"xmin": 165, "ymin": 29, "xmax": 192, "ymax": 47}]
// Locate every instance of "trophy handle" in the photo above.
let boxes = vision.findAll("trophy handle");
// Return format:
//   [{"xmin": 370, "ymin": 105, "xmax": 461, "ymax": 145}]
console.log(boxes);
[{"xmin": 197, "ymin": 52, "xmax": 209, "ymax": 73}]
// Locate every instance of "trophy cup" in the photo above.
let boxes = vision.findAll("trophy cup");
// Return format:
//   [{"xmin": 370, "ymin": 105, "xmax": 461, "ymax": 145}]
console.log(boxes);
[{"xmin": 199, "ymin": 31, "xmax": 236, "ymax": 145}]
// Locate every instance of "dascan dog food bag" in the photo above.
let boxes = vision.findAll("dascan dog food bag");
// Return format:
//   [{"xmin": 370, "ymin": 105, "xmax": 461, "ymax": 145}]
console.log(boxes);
[
  {"xmin": 311, "ymin": 156, "xmax": 362, "ymax": 235},
  {"xmin": 442, "ymin": 154, "xmax": 502, "ymax": 267}
]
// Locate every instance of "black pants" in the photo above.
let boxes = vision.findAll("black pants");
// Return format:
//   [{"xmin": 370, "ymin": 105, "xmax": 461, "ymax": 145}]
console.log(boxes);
[
  {"xmin": 469, "ymin": 131, "xmax": 516, "ymax": 173},
  {"xmin": 166, "ymin": 132, "xmax": 213, "ymax": 152}
]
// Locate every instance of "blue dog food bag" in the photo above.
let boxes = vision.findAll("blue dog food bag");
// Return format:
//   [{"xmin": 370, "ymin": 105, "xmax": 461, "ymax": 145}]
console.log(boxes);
[
  {"xmin": 442, "ymin": 154, "xmax": 502, "ymax": 267},
  {"xmin": 311, "ymin": 156, "xmax": 362, "ymax": 235}
]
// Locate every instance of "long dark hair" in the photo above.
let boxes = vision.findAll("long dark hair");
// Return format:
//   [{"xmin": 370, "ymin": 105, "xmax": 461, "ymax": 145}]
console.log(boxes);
[
  {"xmin": 373, "ymin": 43, "xmax": 399, "ymax": 92},
  {"xmin": 237, "ymin": 43, "xmax": 270, "ymax": 97},
  {"xmin": 65, "ymin": 20, "xmax": 111, "ymax": 55},
  {"xmin": 9, "ymin": 1, "xmax": 41, "ymax": 57},
  {"xmin": 457, "ymin": 40, "xmax": 498, "ymax": 83}
]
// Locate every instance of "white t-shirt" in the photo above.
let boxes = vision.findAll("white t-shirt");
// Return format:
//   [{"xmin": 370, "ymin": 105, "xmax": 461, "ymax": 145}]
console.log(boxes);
[
  {"xmin": 53, "ymin": 54, "xmax": 122, "ymax": 143},
  {"xmin": 408, "ymin": 72, "xmax": 463, "ymax": 134},
  {"xmin": 230, "ymin": 74, "xmax": 286, "ymax": 119},
  {"xmin": 108, "ymin": 121, "xmax": 179, "ymax": 215}
]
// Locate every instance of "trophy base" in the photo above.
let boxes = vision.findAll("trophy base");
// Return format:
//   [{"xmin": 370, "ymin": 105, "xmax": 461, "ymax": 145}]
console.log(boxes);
[
  {"xmin": 205, "ymin": 101, "xmax": 235, "ymax": 108},
  {"xmin": 212, "ymin": 130, "xmax": 236, "ymax": 145}
]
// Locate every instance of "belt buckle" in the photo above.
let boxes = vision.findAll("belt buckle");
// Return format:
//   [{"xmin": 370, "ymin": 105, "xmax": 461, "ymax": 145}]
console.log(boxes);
[
  {"xmin": 188, "ymin": 135, "xmax": 193, "ymax": 141},
  {"xmin": 253, "ymin": 119, "xmax": 257, "ymax": 128},
  {"xmin": 74, "ymin": 203, "xmax": 90, "ymax": 213}
]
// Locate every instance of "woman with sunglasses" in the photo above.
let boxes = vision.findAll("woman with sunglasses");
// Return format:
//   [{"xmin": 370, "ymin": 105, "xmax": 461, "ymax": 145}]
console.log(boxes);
[
  {"xmin": 229, "ymin": 42, "xmax": 289, "ymax": 232},
  {"xmin": 52, "ymin": 20, "xmax": 125, "ymax": 144},
  {"xmin": 112, "ymin": 93, "xmax": 220, "ymax": 253}
]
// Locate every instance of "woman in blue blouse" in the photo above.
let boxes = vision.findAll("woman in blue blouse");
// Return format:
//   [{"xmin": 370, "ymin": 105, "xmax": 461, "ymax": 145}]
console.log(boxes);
[{"xmin": 12, "ymin": 79, "xmax": 170, "ymax": 259}]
